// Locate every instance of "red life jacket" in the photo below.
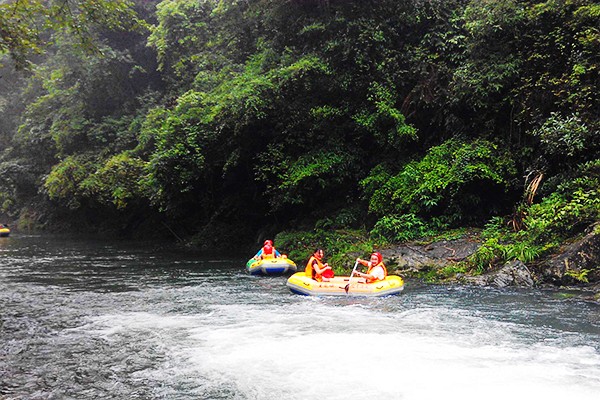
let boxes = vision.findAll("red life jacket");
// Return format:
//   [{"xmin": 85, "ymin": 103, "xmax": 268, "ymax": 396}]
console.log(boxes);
[{"xmin": 261, "ymin": 245, "xmax": 274, "ymax": 258}]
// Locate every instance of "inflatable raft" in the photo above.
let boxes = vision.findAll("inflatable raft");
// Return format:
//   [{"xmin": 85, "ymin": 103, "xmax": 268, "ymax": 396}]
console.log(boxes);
[
  {"xmin": 0, "ymin": 225, "xmax": 10, "ymax": 237},
  {"xmin": 286, "ymin": 272, "xmax": 404, "ymax": 297},
  {"xmin": 246, "ymin": 257, "xmax": 297, "ymax": 275}
]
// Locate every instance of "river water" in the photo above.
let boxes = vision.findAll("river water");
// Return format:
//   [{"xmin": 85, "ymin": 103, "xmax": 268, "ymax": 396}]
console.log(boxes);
[{"xmin": 1, "ymin": 235, "xmax": 599, "ymax": 399}]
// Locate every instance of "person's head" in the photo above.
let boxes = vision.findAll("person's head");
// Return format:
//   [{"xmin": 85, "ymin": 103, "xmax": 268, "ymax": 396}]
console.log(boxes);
[
  {"xmin": 313, "ymin": 248, "xmax": 324, "ymax": 260},
  {"xmin": 370, "ymin": 252, "xmax": 383, "ymax": 265},
  {"xmin": 263, "ymin": 240, "xmax": 274, "ymax": 252}
]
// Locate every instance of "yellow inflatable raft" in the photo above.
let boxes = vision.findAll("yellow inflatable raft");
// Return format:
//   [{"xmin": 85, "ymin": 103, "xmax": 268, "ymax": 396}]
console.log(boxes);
[
  {"xmin": 286, "ymin": 272, "xmax": 404, "ymax": 297},
  {"xmin": 246, "ymin": 257, "xmax": 297, "ymax": 275},
  {"xmin": 0, "ymin": 225, "xmax": 10, "ymax": 237}
]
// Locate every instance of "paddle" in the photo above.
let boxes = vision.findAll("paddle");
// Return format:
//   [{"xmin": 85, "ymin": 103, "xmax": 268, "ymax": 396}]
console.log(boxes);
[{"xmin": 344, "ymin": 259, "xmax": 360, "ymax": 294}]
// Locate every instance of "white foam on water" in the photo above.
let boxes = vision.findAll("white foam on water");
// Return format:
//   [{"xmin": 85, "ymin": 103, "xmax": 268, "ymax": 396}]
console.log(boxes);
[{"xmin": 83, "ymin": 300, "xmax": 600, "ymax": 400}]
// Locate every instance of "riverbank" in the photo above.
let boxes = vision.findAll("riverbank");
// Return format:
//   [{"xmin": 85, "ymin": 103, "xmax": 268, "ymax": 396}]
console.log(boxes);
[
  {"xmin": 6, "ymin": 210, "xmax": 599, "ymax": 303},
  {"xmin": 380, "ymin": 225, "xmax": 600, "ymax": 303}
]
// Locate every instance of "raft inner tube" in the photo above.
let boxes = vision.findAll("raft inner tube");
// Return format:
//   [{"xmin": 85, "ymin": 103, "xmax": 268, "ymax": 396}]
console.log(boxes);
[
  {"xmin": 286, "ymin": 272, "xmax": 404, "ymax": 297},
  {"xmin": 246, "ymin": 257, "xmax": 297, "ymax": 275}
]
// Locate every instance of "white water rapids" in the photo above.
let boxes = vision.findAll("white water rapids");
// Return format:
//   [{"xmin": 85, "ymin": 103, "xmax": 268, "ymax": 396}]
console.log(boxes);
[{"xmin": 1, "ymin": 236, "xmax": 599, "ymax": 399}]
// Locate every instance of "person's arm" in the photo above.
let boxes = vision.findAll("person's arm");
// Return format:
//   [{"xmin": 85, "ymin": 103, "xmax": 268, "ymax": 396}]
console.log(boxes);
[
  {"xmin": 355, "ymin": 259, "xmax": 369, "ymax": 278},
  {"xmin": 356, "ymin": 271, "xmax": 371, "ymax": 279},
  {"xmin": 356, "ymin": 258, "xmax": 370, "ymax": 267},
  {"xmin": 254, "ymin": 249, "xmax": 263, "ymax": 259},
  {"xmin": 314, "ymin": 260, "xmax": 331, "ymax": 274},
  {"xmin": 356, "ymin": 265, "xmax": 383, "ymax": 281},
  {"xmin": 274, "ymin": 249, "xmax": 282, "ymax": 257}
]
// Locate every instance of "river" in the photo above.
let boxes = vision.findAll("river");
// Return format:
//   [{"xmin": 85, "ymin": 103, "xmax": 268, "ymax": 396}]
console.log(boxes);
[{"xmin": 1, "ymin": 235, "xmax": 599, "ymax": 399}]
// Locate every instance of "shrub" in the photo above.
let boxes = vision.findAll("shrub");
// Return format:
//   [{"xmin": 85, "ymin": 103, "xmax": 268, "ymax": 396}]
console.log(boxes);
[
  {"xmin": 370, "ymin": 214, "xmax": 438, "ymax": 242},
  {"xmin": 363, "ymin": 138, "xmax": 516, "ymax": 228},
  {"xmin": 467, "ymin": 159, "xmax": 600, "ymax": 270}
]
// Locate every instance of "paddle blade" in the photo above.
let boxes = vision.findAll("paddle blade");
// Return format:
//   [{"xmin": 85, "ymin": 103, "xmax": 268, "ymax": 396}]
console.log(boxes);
[{"xmin": 344, "ymin": 283, "xmax": 350, "ymax": 293}]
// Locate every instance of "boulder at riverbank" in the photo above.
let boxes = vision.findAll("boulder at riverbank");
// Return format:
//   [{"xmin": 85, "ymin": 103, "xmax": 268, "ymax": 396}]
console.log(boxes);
[
  {"xmin": 380, "ymin": 226, "xmax": 600, "ymax": 302},
  {"xmin": 459, "ymin": 260, "xmax": 535, "ymax": 288},
  {"xmin": 534, "ymin": 223, "xmax": 600, "ymax": 287},
  {"xmin": 380, "ymin": 232, "xmax": 481, "ymax": 275}
]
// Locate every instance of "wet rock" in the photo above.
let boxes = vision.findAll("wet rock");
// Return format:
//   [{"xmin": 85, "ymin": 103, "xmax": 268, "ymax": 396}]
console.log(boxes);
[
  {"xmin": 461, "ymin": 260, "xmax": 535, "ymax": 288},
  {"xmin": 381, "ymin": 236, "xmax": 481, "ymax": 273},
  {"xmin": 537, "ymin": 224, "xmax": 600, "ymax": 286},
  {"xmin": 378, "ymin": 224, "xmax": 600, "ymax": 293}
]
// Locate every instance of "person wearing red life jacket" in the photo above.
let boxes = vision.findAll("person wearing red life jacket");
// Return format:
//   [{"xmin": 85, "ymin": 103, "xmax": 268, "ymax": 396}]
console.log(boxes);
[
  {"xmin": 305, "ymin": 248, "xmax": 334, "ymax": 282},
  {"xmin": 253, "ymin": 240, "xmax": 282, "ymax": 260},
  {"xmin": 355, "ymin": 252, "xmax": 387, "ymax": 283}
]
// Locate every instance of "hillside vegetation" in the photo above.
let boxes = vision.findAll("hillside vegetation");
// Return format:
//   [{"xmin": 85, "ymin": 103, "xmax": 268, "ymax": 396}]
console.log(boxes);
[{"xmin": 1, "ymin": 0, "xmax": 599, "ymax": 278}]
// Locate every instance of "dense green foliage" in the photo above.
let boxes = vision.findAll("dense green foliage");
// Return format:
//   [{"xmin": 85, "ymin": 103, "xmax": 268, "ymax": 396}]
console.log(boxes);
[
  {"xmin": 1, "ymin": 0, "xmax": 599, "ymax": 264},
  {"xmin": 470, "ymin": 159, "xmax": 600, "ymax": 272},
  {"xmin": 365, "ymin": 139, "xmax": 517, "ymax": 235},
  {"xmin": 0, "ymin": 0, "xmax": 144, "ymax": 69}
]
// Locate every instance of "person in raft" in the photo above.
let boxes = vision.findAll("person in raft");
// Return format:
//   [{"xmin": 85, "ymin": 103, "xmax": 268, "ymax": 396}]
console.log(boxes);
[
  {"xmin": 355, "ymin": 252, "xmax": 387, "ymax": 283},
  {"xmin": 305, "ymin": 248, "xmax": 334, "ymax": 282},
  {"xmin": 253, "ymin": 240, "xmax": 283, "ymax": 260}
]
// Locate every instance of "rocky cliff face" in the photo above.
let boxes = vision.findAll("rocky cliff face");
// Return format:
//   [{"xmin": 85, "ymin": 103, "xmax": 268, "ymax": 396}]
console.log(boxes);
[
  {"xmin": 535, "ymin": 223, "xmax": 600, "ymax": 286},
  {"xmin": 381, "ymin": 232, "xmax": 481, "ymax": 274},
  {"xmin": 382, "ymin": 225, "xmax": 600, "ymax": 301}
]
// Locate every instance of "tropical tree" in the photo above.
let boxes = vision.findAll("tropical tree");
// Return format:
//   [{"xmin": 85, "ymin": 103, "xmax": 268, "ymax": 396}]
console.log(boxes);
[{"xmin": 0, "ymin": 0, "xmax": 142, "ymax": 70}]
